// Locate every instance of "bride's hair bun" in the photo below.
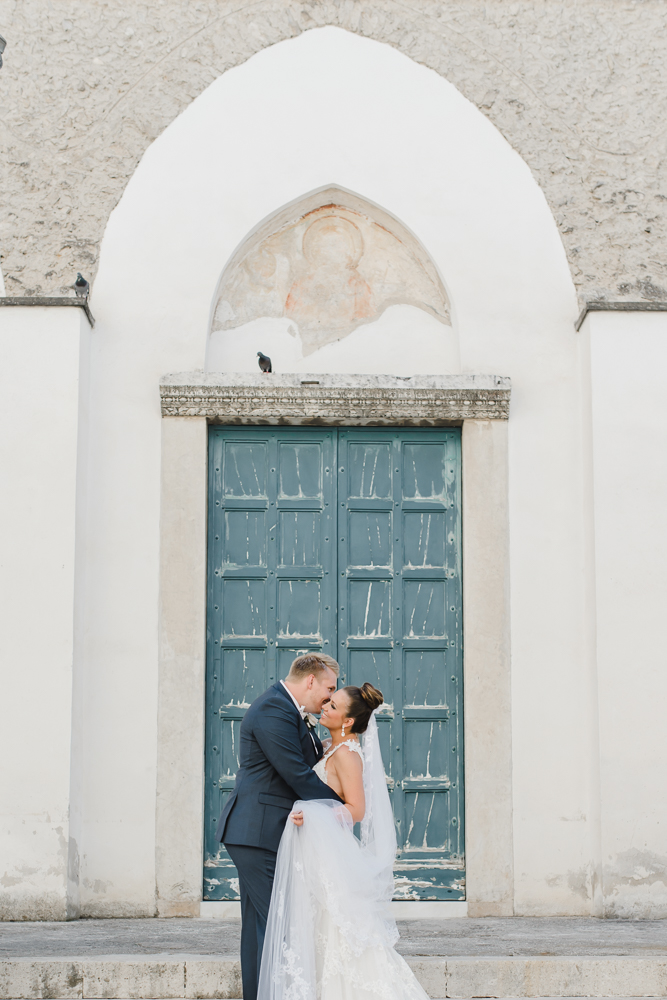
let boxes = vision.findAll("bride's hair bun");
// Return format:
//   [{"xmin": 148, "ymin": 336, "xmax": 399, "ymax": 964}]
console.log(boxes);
[
  {"xmin": 360, "ymin": 682, "xmax": 383, "ymax": 712},
  {"xmin": 342, "ymin": 682, "xmax": 384, "ymax": 734}
]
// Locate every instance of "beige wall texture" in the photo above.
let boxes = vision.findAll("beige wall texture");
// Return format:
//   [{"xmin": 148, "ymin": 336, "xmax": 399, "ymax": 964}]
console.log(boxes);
[
  {"xmin": 156, "ymin": 416, "xmax": 208, "ymax": 918},
  {"xmin": 0, "ymin": 0, "xmax": 666, "ymax": 305}
]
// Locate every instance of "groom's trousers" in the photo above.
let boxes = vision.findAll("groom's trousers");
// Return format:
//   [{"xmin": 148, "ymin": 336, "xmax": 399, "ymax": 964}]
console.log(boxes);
[{"xmin": 224, "ymin": 843, "xmax": 277, "ymax": 1000}]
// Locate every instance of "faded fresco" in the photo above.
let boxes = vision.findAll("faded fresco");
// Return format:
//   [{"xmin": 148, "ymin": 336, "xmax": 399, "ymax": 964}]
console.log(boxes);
[{"xmin": 211, "ymin": 204, "xmax": 450, "ymax": 355}]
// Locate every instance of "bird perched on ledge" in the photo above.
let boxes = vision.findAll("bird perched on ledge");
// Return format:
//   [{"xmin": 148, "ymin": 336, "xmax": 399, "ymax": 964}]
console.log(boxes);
[
  {"xmin": 257, "ymin": 351, "xmax": 272, "ymax": 373},
  {"xmin": 74, "ymin": 273, "xmax": 89, "ymax": 297}
]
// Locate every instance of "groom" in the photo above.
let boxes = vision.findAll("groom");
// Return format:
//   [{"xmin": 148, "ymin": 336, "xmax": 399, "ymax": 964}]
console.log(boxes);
[{"xmin": 216, "ymin": 653, "xmax": 344, "ymax": 1000}]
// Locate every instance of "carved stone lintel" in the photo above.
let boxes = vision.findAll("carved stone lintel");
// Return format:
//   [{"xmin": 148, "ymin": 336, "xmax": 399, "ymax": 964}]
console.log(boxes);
[{"xmin": 159, "ymin": 373, "xmax": 510, "ymax": 424}]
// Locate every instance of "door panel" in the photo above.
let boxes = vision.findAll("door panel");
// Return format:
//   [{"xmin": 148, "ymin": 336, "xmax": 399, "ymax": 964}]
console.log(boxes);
[
  {"xmin": 348, "ymin": 511, "xmax": 392, "ymax": 566},
  {"xmin": 347, "ymin": 440, "xmax": 393, "ymax": 498},
  {"xmin": 204, "ymin": 428, "xmax": 336, "ymax": 900},
  {"xmin": 338, "ymin": 428, "xmax": 463, "ymax": 900},
  {"xmin": 279, "ymin": 511, "xmax": 321, "ymax": 565},
  {"xmin": 396, "ymin": 431, "xmax": 464, "ymax": 899},
  {"xmin": 204, "ymin": 426, "xmax": 463, "ymax": 901},
  {"xmin": 403, "ymin": 511, "xmax": 446, "ymax": 566},
  {"xmin": 348, "ymin": 580, "xmax": 392, "ymax": 636}
]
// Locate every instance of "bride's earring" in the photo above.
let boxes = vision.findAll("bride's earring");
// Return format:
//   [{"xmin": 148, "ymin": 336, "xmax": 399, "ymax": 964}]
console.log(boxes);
[{"xmin": 341, "ymin": 723, "xmax": 345, "ymax": 738}]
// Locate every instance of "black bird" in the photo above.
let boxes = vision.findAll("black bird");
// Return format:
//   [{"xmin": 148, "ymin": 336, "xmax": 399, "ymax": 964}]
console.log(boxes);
[
  {"xmin": 74, "ymin": 273, "xmax": 89, "ymax": 297},
  {"xmin": 257, "ymin": 351, "xmax": 272, "ymax": 373}
]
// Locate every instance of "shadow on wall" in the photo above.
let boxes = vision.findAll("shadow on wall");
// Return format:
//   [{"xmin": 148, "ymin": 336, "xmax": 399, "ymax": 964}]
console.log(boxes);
[{"xmin": 206, "ymin": 186, "xmax": 460, "ymax": 376}]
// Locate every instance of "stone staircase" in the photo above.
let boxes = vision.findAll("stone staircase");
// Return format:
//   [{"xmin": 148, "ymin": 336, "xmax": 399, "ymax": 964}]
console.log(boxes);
[{"xmin": 1, "ymin": 917, "xmax": 666, "ymax": 999}]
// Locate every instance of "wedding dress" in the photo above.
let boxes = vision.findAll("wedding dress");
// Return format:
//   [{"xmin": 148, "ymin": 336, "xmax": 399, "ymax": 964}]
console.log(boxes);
[{"xmin": 258, "ymin": 711, "xmax": 429, "ymax": 1000}]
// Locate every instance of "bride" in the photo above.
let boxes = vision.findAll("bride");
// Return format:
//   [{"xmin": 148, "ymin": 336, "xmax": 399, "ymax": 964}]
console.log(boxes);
[{"xmin": 258, "ymin": 682, "xmax": 429, "ymax": 1000}]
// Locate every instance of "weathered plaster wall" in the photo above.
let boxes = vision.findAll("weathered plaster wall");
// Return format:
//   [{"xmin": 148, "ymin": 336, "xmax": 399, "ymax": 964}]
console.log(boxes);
[
  {"xmin": 156, "ymin": 417, "xmax": 208, "ymax": 918},
  {"xmin": 0, "ymin": 0, "xmax": 666, "ymax": 304},
  {"xmin": 0, "ymin": 306, "xmax": 89, "ymax": 919},
  {"xmin": 585, "ymin": 310, "xmax": 667, "ymax": 918}
]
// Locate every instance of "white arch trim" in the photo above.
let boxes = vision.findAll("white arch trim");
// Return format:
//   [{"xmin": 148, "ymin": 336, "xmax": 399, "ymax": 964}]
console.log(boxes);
[{"xmin": 80, "ymin": 26, "xmax": 581, "ymax": 918}]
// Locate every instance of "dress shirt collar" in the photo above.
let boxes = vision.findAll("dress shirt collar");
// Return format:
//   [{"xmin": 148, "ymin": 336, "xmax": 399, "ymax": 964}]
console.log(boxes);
[{"xmin": 281, "ymin": 679, "xmax": 306, "ymax": 718}]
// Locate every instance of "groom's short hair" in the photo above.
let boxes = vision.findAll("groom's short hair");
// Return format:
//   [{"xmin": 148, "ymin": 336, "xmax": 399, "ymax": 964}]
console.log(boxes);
[{"xmin": 288, "ymin": 653, "xmax": 340, "ymax": 680}]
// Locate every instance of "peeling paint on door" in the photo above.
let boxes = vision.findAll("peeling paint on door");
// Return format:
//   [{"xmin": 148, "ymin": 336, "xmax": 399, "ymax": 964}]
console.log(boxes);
[{"xmin": 204, "ymin": 427, "xmax": 463, "ymax": 900}]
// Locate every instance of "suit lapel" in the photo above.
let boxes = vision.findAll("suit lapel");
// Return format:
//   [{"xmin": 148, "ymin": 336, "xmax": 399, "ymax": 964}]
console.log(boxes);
[
  {"xmin": 311, "ymin": 729, "xmax": 324, "ymax": 759},
  {"xmin": 274, "ymin": 681, "xmax": 321, "ymax": 760},
  {"xmin": 274, "ymin": 680, "xmax": 303, "ymax": 722}
]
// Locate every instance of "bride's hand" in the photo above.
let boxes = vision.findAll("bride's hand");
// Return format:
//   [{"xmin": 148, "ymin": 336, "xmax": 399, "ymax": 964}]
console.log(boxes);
[{"xmin": 289, "ymin": 810, "xmax": 304, "ymax": 826}]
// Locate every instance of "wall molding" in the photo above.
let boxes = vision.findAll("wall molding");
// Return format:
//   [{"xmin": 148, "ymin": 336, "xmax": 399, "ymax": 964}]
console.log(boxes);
[
  {"xmin": 0, "ymin": 296, "xmax": 95, "ymax": 328},
  {"xmin": 159, "ymin": 373, "xmax": 511, "ymax": 424},
  {"xmin": 575, "ymin": 300, "xmax": 667, "ymax": 332}
]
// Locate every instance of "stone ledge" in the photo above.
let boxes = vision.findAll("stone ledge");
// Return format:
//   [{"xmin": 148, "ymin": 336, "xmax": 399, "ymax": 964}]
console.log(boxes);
[
  {"xmin": 159, "ymin": 373, "xmax": 511, "ymax": 424},
  {"xmin": 414, "ymin": 956, "xmax": 667, "ymax": 999},
  {"xmin": 0, "ymin": 956, "xmax": 240, "ymax": 1000},
  {"xmin": 2, "ymin": 955, "xmax": 666, "ymax": 999},
  {"xmin": 575, "ymin": 299, "xmax": 667, "ymax": 331},
  {"xmin": 0, "ymin": 296, "xmax": 95, "ymax": 328}
]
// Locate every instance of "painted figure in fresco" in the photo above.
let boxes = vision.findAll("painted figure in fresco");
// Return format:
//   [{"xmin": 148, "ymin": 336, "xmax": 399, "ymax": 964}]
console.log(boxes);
[
  {"xmin": 285, "ymin": 215, "xmax": 373, "ymax": 335},
  {"xmin": 208, "ymin": 199, "xmax": 452, "ymax": 365}
]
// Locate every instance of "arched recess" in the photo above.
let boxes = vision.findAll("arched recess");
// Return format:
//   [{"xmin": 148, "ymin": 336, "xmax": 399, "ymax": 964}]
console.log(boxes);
[
  {"xmin": 206, "ymin": 184, "xmax": 459, "ymax": 375},
  {"xmin": 81, "ymin": 26, "xmax": 586, "ymax": 919},
  {"xmin": 94, "ymin": 25, "xmax": 575, "ymax": 376}
]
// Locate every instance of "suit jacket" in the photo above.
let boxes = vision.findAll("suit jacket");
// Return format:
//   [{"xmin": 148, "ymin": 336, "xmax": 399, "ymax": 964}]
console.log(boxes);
[{"xmin": 216, "ymin": 681, "xmax": 343, "ymax": 852}]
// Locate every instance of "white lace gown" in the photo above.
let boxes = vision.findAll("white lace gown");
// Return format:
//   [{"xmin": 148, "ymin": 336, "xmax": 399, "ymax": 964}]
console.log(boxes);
[{"xmin": 258, "ymin": 725, "xmax": 429, "ymax": 1000}]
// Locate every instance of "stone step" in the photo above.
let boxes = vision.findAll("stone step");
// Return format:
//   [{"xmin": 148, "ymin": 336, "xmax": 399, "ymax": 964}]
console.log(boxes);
[{"xmin": 2, "ymin": 955, "xmax": 667, "ymax": 999}]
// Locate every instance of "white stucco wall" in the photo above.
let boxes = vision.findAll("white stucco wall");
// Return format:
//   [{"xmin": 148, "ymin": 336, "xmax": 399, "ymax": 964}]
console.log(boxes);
[
  {"xmin": 584, "ymin": 310, "xmax": 667, "ymax": 918},
  {"xmin": 77, "ymin": 26, "xmax": 592, "ymax": 917},
  {"xmin": 207, "ymin": 306, "xmax": 460, "ymax": 377},
  {"xmin": 1, "ymin": 20, "xmax": 663, "ymax": 925},
  {"xmin": 0, "ymin": 306, "xmax": 89, "ymax": 919}
]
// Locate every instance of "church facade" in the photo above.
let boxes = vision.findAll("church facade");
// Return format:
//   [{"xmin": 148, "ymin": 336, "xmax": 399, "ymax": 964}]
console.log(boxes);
[{"xmin": 1, "ymin": 1, "xmax": 666, "ymax": 922}]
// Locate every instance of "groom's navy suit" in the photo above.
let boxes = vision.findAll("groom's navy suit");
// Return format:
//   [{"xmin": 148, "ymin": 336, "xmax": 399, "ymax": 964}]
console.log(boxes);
[{"xmin": 217, "ymin": 681, "xmax": 342, "ymax": 1000}]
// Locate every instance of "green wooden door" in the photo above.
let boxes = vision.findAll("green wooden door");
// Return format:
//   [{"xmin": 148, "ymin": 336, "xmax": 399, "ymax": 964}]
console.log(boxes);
[
  {"xmin": 204, "ymin": 427, "xmax": 463, "ymax": 900},
  {"xmin": 204, "ymin": 428, "xmax": 337, "ymax": 898},
  {"xmin": 337, "ymin": 429, "xmax": 464, "ymax": 899}
]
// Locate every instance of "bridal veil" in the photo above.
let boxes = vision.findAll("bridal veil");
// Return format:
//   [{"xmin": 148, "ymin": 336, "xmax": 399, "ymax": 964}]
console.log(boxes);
[{"xmin": 258, "ymin": 711, "xmax": 426, "ymax": 1000}]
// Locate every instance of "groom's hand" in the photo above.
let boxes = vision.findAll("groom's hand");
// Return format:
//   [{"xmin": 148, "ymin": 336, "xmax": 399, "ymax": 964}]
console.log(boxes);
[{"xmin": 289, "ymin": 811, "xmax": 304, "ymax": 826}]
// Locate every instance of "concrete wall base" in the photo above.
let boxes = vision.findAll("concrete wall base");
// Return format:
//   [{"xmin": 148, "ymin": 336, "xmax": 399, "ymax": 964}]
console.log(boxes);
[{"xmin": 2, "ymin": 956, "xmax": 667, "ymax": 999}]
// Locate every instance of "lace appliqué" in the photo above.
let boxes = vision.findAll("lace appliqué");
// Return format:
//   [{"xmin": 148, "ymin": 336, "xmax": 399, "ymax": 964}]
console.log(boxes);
[
  {"xmin": 313, "ymin": 739, "xmax": 363, "ymax": 786},
  {"xmin": 315, "ymin": 898, "xmax": 425, "ymax": 1000},
  {"xmin": 276, "ymin": 942, "xmax": 311, "ymax": 1000},
  {"xmin": 259, "ymin": 713, "xmax": 422, "ymax": 1000}
]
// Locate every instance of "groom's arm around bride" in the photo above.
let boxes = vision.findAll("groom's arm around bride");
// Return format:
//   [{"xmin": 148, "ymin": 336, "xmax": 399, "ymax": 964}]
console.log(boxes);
[{"xmin": 216, "ymin": 654, "xmax": 343, "ymax": 1000}]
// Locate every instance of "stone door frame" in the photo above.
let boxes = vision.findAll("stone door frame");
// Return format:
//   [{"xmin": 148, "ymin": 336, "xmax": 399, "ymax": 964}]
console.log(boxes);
[{"xmin": 155, "ymin": 374, "xmax": 513, "ymax": 917}]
